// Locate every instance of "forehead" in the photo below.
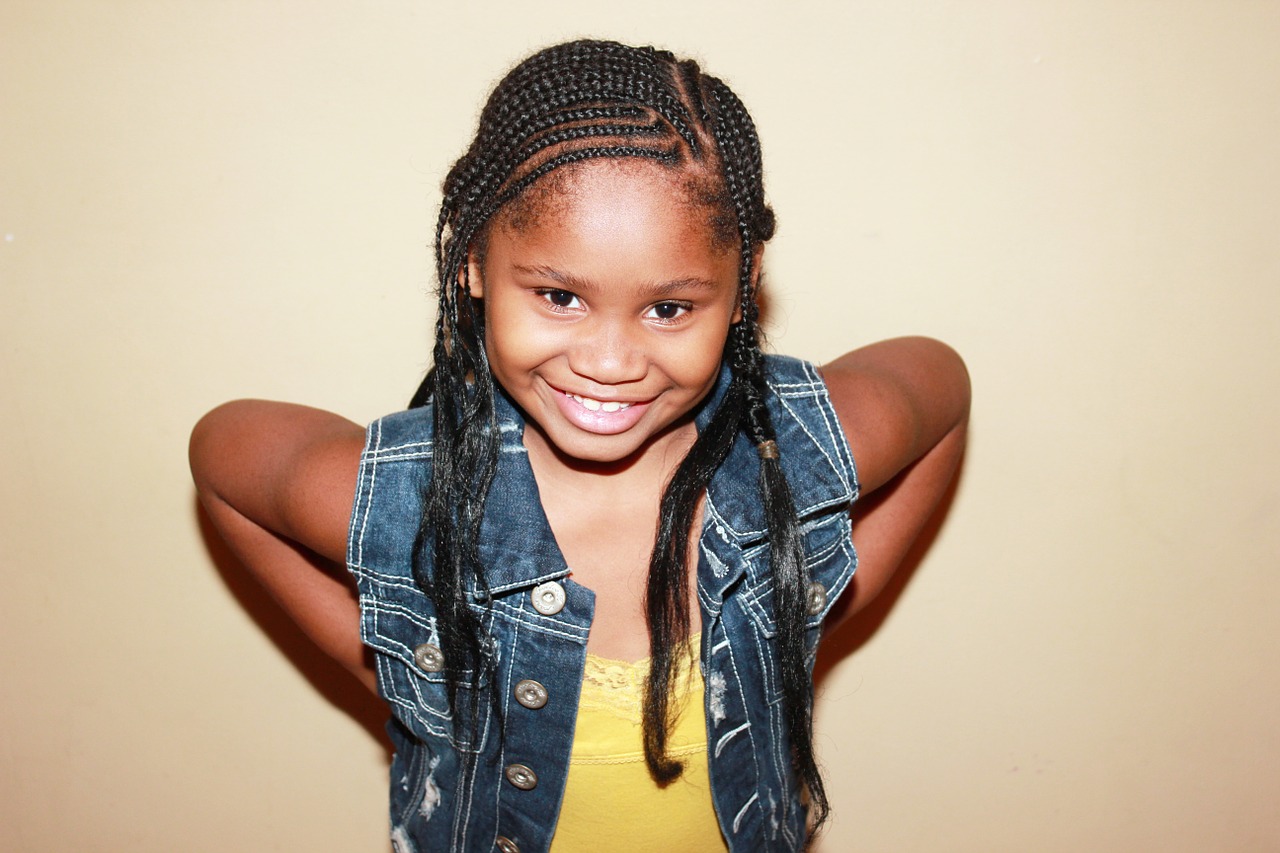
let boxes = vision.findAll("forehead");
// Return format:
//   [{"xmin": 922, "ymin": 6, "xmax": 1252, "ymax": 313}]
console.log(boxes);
[
  {"xmin": 498, "ymin": 158, "xmax": 737, "ymax": 251},
  {"xmin": 486, "ymin": 159, "xmax": 740, "ymax": 288}
]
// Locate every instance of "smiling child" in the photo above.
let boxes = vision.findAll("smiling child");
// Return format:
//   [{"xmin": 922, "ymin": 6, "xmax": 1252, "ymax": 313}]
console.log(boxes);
[{"xmin": 190, "ymin": 39, "xmax": 969, "ymax": 853}]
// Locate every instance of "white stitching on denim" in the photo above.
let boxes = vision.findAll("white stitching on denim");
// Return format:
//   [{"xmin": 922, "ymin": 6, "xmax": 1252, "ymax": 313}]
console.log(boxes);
[
  {"xmin": 708, "ymin": 360, "xmax": 858, "ymax": 543},
  {"xmin": 744, "ymin": 614, "xmax": 791, "ymax": 832},
  {"xmin": 719, "ymin": 618, "xmax": 765, "ymax": 834},
  {"xmin": 732, "ymin": 791, "xmax": 759, "ymax": 834},
  {"xmin": 774, "ymin": 391, "xmax": 843, "ymax": 504},
  {"xmin": 364, "ymin": 442, "xmax": 433, "ymax": 462},
  {"xmin": 366, "ymin": 437, "xmax": 433, "ymax": 451},
  {"xmin": 734, "ymin": 520, "xmax": 854, "ymax": 632},
  {"xmin": 363, "ymin": 597, "xmax": 436, "ymax": 625},
  {"xmin": 352, "ymin": 564, "xmax": 426, "ymax": 594},
  {"xmin": 704, "ymin": 546, "xmax": 730, "ymax": 579},
  {"xmin": 714, "ymin": 721, "xmax": 749, "ymax": 757},
  {"xmin": 347, "ymin": 422, "xmax": 374, "ymax": 580},
  {"xmin": 802, "ymin": 359, "xmax": 859, "ymax": 497},
  {"xmin": 355, "ymin": 419, "xmax": 382, "ymax": 570},
  {"xmin": 378, "ymin": 656, "xmax": 449, "ymax": 735},
  {"xmin": 485, "ymin": 570, "xmax": 572, "ymax": 598}
]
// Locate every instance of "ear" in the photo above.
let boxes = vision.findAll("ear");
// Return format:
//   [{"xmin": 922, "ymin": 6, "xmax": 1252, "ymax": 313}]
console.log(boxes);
[{"xmin": 732, "ymin": 244, "xmax": 766, "ymax": 323}]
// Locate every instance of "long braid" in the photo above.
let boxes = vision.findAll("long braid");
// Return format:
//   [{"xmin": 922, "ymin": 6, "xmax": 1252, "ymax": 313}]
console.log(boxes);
[
  {"xmin": 409, "ymin": 39, "xmax": 828, "ymax": 841},
  {"xmin": 409, "ymin": 37, "xmax": 713, "ymax": 771},
  {"xmin": 705, "ymin": 73, "xmax": 830, "ymax": 834}
]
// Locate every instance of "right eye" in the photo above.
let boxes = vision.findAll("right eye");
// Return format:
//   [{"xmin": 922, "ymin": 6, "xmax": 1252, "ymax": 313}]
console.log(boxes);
[{"xmin": 538, "ymin": 289, "xmax": 582, "ymax": 311}]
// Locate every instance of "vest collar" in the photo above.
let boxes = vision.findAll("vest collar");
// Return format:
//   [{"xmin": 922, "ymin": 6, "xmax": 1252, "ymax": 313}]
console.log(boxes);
[{"xmin": 471, "ymin": 358, "xmax": 855, "ymax": 597}]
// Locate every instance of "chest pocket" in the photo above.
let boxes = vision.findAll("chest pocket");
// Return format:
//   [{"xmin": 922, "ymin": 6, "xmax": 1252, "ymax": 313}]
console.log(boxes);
[
  {"xmin": 735, "ymin": 510, "xmax": 856, "ymax": 642},
  {"xmin": 361, "ymin": 593, "xmax": 492, "ymax": 753}
]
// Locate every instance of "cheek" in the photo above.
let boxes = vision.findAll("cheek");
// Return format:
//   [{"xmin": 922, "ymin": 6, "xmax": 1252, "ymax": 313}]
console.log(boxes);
[
  {"xmin": 482, "ymin": 296, "xmax": 571, "ymax": 390},
  {"xmin": 483, "ymin": 298, "xmax": 539, "ymax": 375},
  {"xmin": 665, "ymin": 326, "xmax": 731, "ymax": 387}
]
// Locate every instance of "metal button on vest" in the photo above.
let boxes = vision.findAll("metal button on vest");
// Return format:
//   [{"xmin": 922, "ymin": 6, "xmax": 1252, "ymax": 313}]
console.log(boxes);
[
  {"xmin": 495, "ymin": 836, "xmax": 519, "ymax": 853},
  {"xmin": 530, "ymin": 581, "xmax": 566, "ymax": 615},
  {"xmin": 413, "ymin": 643, "xmax": 444, "ymax": 673},
  {"xmin": 805, "ymin": 581, "xmax": 827, "ymax": 616},
  {"xmin": 504, "ymin": 763, "xmax": 538, "ymax": 790},
  {"xmin": 514, "ymin": 679, "xmax": 548, "ymax": 710}
]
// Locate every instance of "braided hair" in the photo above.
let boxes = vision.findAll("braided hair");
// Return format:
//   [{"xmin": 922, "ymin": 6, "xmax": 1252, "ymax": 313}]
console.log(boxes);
[{"xmin": 409, "ymin": 39, "xmax": 829, "ymax": 836}]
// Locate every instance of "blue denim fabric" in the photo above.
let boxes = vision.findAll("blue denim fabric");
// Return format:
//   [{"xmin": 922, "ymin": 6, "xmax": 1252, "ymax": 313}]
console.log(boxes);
[{"xmin": 346, "ymin": 355, "xmax": 859, "ymax": 853}]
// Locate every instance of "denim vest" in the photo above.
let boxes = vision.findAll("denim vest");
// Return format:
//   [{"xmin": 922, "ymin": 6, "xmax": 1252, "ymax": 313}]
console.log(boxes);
[{"xmin": 346, "ymin": 355, "xmax": 859, "ymax": 853}]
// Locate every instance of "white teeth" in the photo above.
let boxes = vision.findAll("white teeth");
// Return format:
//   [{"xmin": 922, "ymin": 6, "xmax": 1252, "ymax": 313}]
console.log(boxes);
[{"xmin": 568, "ymin": 393, "xmax": 631, "ymax": 413}]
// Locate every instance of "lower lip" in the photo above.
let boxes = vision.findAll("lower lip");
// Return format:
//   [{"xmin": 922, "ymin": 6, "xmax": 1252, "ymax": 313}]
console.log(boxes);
[{"xmin": 552, "ymin": 389, "xmax": 651, "ymax": 435}]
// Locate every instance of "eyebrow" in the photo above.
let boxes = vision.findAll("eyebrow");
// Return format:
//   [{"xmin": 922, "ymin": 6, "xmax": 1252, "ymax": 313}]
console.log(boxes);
[{"xmin": 512, "ymin": 264, "xmax": 724, "ymax": 296}]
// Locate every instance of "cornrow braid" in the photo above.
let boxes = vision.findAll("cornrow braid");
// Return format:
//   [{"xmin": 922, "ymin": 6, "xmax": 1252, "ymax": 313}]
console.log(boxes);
[{"xmin": 408, "ymin": 39, "xmax": 828, "ymax": 842}]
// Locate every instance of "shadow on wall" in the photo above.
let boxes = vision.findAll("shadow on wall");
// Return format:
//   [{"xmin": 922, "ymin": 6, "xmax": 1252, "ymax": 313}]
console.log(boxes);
[{"xmin": 194, "ymin": 500, "xmax": 395, "ymax": 758}]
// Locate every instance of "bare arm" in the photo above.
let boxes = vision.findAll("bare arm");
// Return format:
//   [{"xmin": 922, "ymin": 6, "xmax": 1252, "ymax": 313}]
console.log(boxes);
[
  {"xmin": 819, "ymin": 337, "xmax": 971, "ymax": 625},
  {"xmin": 189, "ymin": 401, "xmax": 375, "ymax": 690}
]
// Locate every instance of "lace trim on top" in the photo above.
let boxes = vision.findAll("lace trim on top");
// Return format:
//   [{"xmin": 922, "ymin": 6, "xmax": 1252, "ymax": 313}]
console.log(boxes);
[{"xmin": 578, "ymin": 633, "xmax": 701, "ymax": 720}]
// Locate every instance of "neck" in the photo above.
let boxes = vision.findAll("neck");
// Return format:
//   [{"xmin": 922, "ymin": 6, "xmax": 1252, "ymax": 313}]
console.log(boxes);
[{"xmin": 521, "ymin": 420, "xmax": 697, "ymax": 501}]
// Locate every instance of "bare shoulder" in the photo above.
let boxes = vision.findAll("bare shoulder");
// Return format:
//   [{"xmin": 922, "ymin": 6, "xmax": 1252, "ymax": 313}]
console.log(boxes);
[
  {"xmin": 189, "ymin": 400, "xmax": 366, "ymax": 562},
  {"xmin": 818, "ymin": 337, "xmax": 970, "ymax": 496}
]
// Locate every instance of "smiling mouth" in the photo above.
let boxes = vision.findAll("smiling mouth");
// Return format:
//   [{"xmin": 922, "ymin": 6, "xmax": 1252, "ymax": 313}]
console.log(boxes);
[
  {"xmin": 548, "ymin": 384, "xmax": 654, "ymax": 437},
  {"xmin": 565, "ymin": 392, "xmax": 633, "ymax": 413}
]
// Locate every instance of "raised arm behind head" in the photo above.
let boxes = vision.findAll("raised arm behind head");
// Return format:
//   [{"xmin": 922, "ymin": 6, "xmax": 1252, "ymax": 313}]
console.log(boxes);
[{"xmin": 189, "ymin": 400, "xmax": 372, "ymax": 689}]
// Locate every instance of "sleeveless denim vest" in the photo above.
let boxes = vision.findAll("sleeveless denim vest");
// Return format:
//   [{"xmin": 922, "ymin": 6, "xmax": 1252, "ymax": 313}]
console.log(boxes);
[{"xmin": 346, "ymin": 355, "xmax": 859, "ymax": 853}]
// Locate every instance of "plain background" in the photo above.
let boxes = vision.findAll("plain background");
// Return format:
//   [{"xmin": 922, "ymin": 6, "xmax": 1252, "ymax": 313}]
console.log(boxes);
[{"xmin": 3, "ymin": 1, "xmax": 1278, "ymax": 850}]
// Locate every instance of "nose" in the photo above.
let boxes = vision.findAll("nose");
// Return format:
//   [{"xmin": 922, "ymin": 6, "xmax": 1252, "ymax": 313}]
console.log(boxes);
[{"xmin": 566, "ymin": 317, "xmax": 646, "ymax": 386}]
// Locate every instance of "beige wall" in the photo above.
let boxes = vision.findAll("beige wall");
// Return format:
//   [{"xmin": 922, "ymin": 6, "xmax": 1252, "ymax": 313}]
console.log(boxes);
[{"xmin": 3, "ymin": 1, "xmax": 1278, "ymax": 850}]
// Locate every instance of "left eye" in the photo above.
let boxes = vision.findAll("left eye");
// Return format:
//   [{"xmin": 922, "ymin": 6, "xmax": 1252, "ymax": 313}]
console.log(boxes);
[
  {"xmin": 540, "ymin": 289, "xmax": 582, "ymax": 310},
  {"xmin": 646, "ymin": 302, "xmax": 689, "ymax": 321}
]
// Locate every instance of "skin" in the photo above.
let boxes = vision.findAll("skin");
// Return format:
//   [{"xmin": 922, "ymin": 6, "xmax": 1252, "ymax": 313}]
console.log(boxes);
[
  {"xmin": 471, "ymin": 162, "xmax": 742, "ymax": 475},
  {"xmin": 470, "ymin": 162, "xmax": 743, "ymax": 659},
  {"xmin": 189, "ymin": 159, "xmax": 970, "ymax": 690}
]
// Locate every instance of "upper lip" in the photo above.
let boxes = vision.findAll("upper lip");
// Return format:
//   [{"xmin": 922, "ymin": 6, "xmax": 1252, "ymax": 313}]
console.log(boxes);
[{"xmin": 552, "ymin": 384, "xmax": 650, "ymax": 405}]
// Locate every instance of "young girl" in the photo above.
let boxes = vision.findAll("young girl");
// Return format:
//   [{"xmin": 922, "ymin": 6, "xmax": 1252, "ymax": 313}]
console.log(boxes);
[{"xmin": 190, "ymin": 39, "xmax": 968, "ymax": 853}]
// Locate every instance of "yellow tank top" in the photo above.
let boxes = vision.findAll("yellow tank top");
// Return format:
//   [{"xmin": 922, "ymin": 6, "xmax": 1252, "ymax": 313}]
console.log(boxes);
[{"xmin": 549, "ymin": 635, "xmax": 729, "ymax": 852}]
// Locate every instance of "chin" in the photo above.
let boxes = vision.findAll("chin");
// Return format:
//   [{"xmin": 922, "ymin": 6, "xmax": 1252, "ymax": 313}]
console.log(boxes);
[{"xmin": 543, "ymin": 431, "xmax": 649, "ymax": 466}]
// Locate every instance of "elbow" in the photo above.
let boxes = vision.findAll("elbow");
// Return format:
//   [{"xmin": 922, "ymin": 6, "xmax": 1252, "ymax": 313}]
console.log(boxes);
[
  {"xmin": 188, "ymin": 400, "xmax": 254, "ymax": 495},
  {"xmin": 919, "ymin": 337, "xmax": 971, "ymax": 431},
  {"xmin": 188, "ymin": 407, "xmax": 218, "ymax": 490},
  {"xmin": 897, "ymin": 336, "xmax": 971, "ymax": 437}
]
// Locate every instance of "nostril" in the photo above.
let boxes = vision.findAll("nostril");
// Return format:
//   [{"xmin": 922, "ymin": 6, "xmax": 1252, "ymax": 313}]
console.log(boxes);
[{"xmin": 567, "ymin": 332, "xmax": 646, "ymax": 385}]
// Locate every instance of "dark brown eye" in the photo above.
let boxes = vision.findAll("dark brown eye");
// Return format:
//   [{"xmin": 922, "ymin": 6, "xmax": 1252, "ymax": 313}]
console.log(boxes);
[
  {"xmin": 647, "ymin": 301, "xmax": 689, "ymax": 321},
  {"xmin": 540, "ymin": 289, "xmax": 581, "ymax": 309}
]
